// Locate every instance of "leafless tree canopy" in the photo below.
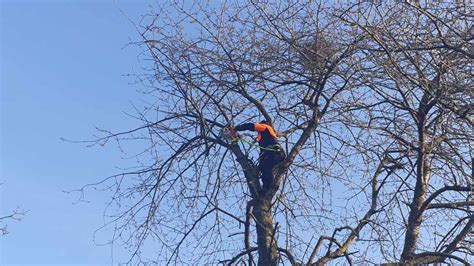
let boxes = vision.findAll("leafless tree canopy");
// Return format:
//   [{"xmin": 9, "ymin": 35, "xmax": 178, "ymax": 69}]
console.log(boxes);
[{"xmin": 80, "ymin": 1, "xmax": 473, "ymax": 265}]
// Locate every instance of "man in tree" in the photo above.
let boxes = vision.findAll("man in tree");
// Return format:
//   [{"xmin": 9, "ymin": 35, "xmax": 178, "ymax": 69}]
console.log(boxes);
[{"xmin": 231, "ymin": 120, "xmax": 286, "ymax": 191}]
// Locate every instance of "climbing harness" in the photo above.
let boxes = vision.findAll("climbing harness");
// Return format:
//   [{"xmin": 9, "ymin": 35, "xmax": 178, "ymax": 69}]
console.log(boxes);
[{"xmin": 238, "ymin": 138, "xmax": 283, "ymax": 153}]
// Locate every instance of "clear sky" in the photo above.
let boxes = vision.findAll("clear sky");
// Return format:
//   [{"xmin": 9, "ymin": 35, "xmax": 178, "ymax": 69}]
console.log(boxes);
[{"xmin": 1, "ymin": 1, "xmax": 151, "ymax": 264}]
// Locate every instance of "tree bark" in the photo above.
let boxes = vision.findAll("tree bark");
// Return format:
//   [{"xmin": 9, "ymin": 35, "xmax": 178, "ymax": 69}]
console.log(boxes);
[
  {"xmin": 401, "ymin": 96, "xmax": 431, "ymax": 261},
  {"xmin": 253, "ymin": 197, "xmax": 278, "ymax": 266}
]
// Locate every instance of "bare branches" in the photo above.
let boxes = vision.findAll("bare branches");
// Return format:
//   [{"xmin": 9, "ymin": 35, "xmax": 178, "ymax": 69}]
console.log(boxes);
[
  {"xmin": 0, "ymin": 206, "xmax": 26, "ymax": 236},
  {"xmin": 78, "ymin": 1, "xmax": 473, "ymax": 264},
  {"xmin": 420, "ymin": 185, "xmax": 471, "ymax": 213}
]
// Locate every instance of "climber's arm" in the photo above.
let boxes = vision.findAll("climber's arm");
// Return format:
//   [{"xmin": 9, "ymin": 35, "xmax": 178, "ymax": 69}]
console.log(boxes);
[{"xmin": 234, "ymin": 123, "xmax": 256, "ymax": 132}]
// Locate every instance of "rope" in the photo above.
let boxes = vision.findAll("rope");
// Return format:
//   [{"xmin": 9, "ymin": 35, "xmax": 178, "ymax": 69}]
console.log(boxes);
[{"xmin": 230, "ymin": 137, "xmax": 283, "ymax": 152}]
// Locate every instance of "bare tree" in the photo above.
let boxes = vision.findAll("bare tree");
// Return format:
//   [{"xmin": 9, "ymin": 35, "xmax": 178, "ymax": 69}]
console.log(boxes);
[
  {"xmin": 336, "ymin": 1, "xmax": 473, "ymax": 264},
  {"xmin": 76, "ymin": 1, "xmax": 472, "ymax": 265}
]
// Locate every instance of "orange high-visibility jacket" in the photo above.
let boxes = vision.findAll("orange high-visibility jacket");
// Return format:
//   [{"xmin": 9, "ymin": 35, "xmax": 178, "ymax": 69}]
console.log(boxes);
[{"xmin": 253, "ymin": 123, "xmax": 278, "ymax": 141}]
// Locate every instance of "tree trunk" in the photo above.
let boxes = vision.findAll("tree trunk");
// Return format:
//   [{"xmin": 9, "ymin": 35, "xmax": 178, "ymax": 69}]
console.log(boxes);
[
  {"xmin": 401, "ymin": 110, "xmax": 430, "ymax": 261},
  {"xmin": 253, "ymin": 197, "xmax": 278, "ymax": 266}
]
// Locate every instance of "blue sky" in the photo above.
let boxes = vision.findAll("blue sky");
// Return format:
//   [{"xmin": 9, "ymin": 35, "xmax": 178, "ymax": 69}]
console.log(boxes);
[{"xmin": 1, "ymin": 1, "xmax": 152, "ymax": 264}]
